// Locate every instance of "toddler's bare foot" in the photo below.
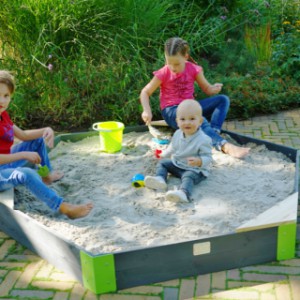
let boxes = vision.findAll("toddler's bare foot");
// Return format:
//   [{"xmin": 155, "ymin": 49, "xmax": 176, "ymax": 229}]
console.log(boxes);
[
  {"xmin": 59, "ymin": 202, "xmax": 93, "ymax": 219},
  {"xmin": 222, "ymin": 142, "xmax": 250, "ymax": 159},
  {"xmin": 42, "ymin": 171, "xmax": 64, "ymax": 185}
]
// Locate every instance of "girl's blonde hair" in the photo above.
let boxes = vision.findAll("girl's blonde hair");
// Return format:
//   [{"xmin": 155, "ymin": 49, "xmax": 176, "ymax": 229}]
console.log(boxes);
[
  {"xmin": 164, "ymin": 37, "xmax": 197, "ymax": 64},
  {"xmin": 0, "ymin": 70, "xmax": 15, "ymax": 94}
]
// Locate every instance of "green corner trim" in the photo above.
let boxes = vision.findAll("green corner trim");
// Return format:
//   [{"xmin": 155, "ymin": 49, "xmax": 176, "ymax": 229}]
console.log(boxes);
[
  {"xmin": 80, "ymin": 251, "xmax": 116, "ymax": 294},
  {"xmin": 277, "ymin": 223, "xmax": 297, "ymax": 260}
]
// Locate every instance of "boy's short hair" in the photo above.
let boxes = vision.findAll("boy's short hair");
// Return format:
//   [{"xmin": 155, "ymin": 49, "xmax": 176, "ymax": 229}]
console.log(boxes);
[
  {"xmin": 176, "ymin": 99, "xmax": 203, "ymax": 117},
  {"xmin": 0, "ymin": 70, "xmax": 15, "ymax": 94}
]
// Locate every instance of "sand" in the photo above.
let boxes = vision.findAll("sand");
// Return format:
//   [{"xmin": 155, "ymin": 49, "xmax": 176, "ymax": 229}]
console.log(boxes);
[{"xmin": 14, "ymin": 130, "xmax": 296, "ymax": 254}]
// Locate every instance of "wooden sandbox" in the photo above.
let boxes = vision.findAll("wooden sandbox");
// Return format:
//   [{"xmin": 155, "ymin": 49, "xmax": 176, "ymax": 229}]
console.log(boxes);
[{"xmin": 0, "ymin": 127, "xmax": 298, "ymax": 295}]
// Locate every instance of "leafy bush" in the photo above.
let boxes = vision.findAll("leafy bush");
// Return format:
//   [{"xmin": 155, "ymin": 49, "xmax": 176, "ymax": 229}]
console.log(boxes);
[
  {"xmin": 0, "ymin": 0, "xmax": 299, "ymax": 131},
  {"xmin": 221, "ymin": 73, "xmax": 300, "ymax": 119}
]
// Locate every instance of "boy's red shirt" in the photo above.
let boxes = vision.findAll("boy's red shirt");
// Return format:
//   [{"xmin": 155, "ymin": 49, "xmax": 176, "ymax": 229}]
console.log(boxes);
[{"xmin": 0, "ymin": 111, "xmax": 14, "ymax": 154}]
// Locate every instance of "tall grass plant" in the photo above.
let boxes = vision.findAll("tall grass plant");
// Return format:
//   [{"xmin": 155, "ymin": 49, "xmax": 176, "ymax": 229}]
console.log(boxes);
[{"xmin": 0, "ymin": 0, "xmax": 299, "ymax": 129}]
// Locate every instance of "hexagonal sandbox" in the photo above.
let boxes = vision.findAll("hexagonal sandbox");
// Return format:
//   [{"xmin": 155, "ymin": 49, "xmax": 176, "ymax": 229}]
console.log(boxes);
[{"xmin": 0, "ymin": 127, "xmax": 298, "ymax": 294}]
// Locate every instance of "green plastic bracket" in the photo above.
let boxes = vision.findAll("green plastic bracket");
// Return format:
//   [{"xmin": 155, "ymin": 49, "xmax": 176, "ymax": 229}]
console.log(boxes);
[
  {"xmin": 80, "ymin": 251, "xmax": 116, "ymax": 294},
  {"xmin": 277, "ymin": 223, "xmax": 297, "ymax": 260}
]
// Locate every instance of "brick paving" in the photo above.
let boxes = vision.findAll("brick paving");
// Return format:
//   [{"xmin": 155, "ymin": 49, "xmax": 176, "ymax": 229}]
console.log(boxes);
[{"xmin": 0, "ymin": 109, "xmax": 300, "ymax": 299}]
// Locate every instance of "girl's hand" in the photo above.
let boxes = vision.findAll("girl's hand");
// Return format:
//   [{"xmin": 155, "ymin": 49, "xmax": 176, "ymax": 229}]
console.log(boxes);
[
  {"xmin": 187, "ymin": 157, "xmax": 202, "ymax": 167},
  {"xmin": 141, "ymin": 111, "xmax": 153, "ymax": 125},
  {"xmin": 43, "ymin": 127, "xmax": 55, "ymax": 148},
  {"xmin": 210, "ymin": 83, "xmax": 223, "ymax": 94},
  {"xmin": 22, "ymin": 151, "xmax": 41, "ymax": 164}
]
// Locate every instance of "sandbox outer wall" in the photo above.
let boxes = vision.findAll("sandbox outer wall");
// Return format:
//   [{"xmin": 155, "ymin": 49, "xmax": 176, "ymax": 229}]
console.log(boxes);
[{"xmin": 0, "ymin": 128, "xmax": 298, "ymax": 295}]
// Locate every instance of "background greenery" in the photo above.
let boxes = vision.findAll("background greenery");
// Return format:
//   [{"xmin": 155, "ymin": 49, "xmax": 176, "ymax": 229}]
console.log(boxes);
[{"xmin": 0, "ymin": 0, "xmax": 299, "ymax": 130}]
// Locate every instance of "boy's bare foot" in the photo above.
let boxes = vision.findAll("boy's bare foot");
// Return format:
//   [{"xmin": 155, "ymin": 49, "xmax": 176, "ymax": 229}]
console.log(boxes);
[
  {"xmin": 221, "ymin": 142, "xmax": 250, "ymax": 159},
  {"xmin": 59, "ymin": 202, "xmax": 93, "ymax": 219},
  {"xmin": 42, "ymin": 171, "xmax": 64, "ymax": 185}
]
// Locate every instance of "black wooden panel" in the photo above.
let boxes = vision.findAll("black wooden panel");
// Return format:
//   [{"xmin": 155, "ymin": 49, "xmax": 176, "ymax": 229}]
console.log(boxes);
[
  {"xmin": 0, "ymin": 203, "xmax": 83, "ymax": 282},
  {"xmin": 114, "ymin": 228, "xmax": 277, "ymax": 289},
  {"xmin": 222, "ymin": 130, "xmax": 298, "ymax": 162}
]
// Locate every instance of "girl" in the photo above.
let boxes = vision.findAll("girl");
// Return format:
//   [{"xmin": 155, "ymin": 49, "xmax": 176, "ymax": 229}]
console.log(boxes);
[
  {"xmin": 140, "ymin": 37, "xmax": 250, "ymax": 158},
  {"xmin": 0, "ymin": 70, "xmax": 93, "ymax": 219}
]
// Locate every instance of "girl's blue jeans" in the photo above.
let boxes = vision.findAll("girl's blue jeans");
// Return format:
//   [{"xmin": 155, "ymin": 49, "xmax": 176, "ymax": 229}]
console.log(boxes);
[
  {"xmin": 161, "ymin": 94, "xmax": 230, "ymax": 150},
  {"xmin": 156, "ymin": 158, "xmax": 205, "ymax": 200},
  {"xmin": 0, "ymin": 138, "xmax": 63, "ymax": 212}
]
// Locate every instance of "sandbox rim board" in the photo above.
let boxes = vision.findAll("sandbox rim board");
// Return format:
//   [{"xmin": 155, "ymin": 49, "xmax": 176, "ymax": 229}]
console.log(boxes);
[{"xmin": 0, "ymin": 127, "xmax": 298, "ymax": 294}]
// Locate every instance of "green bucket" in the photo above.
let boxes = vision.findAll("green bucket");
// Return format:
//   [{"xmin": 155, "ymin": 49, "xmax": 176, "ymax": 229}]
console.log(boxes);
[{"xmin": 92, "ymin": 121, "xmax": 125, "ymax": 153}]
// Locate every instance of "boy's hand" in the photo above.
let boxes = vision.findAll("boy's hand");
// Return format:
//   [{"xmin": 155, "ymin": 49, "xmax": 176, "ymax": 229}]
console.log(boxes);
[
  {"xmin": 43, "ymin": 127, "xmax": 55, "ymax": 148},
  {"xmin": 22, "ymin": 151, "xmax": 41, "ymax": 164},
  {"xmin": 155, "ymin": 149, "xmax": 162, "ymax": 158},
  {"xmin": 187, "ymin": 157, "xmax": 202, "ymax": 167}
]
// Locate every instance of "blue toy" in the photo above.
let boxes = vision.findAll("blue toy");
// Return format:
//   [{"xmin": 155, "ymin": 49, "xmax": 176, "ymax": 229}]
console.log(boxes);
[
  {"xmin": 131, "ymin": 173, "xmax": 145, "ymax": 188},
  {"xmin": 152, "ymin": 138, "xmax": 169, "ymax": 145}
]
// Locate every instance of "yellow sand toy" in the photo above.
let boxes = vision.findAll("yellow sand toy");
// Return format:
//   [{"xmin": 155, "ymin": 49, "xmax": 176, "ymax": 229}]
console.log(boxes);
[{"xmin": 131, "ymin": 173, "xmax": 145, "ymax": 188}]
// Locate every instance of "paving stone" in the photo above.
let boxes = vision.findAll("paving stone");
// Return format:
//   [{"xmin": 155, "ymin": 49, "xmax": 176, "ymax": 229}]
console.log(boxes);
[
  {"xmin": 0, "ymin": 262, "xmax": 26, "ymax": 268},
  {"xmin": 279, "ymin": 259, "xmax": 300, "ymax": 267},
  {"xmin": 120, "ymin": 285, "xmax": 163, "ymax": 294},
  {"xmin": 53, "ymin": 291, "xmax": 70, "ymax": 300},
  {"xmin": 0, "ymin": 232, "xmax": 9, "ymax": 238},
  {"xmin": 195, "ymin": 274, "xmax": 210, "ymax": 296},
  {"xmin": 212, "ymin": 271, "xmax": 226, "ymax": 290},
  {"xmin": 227, "ymin": 281, "xmax": 262, "ymax": 289},
  {"xmin": 269, "ymin": 122, "xmax": 279, "ymax": 133},
  {"xmin": 6, "ymin": 254, "xmax": 41, "ymax": 262},
  {"xmin": 84, "ymin": 290, "xmax": 98, "ymax": 300},
  {"xmin": 242, "ymin": 273, "xmax": 287, "ymax": 282},
  {"xmin": 227, "ymin": 269, "xmax": 241, "ymax": 280},
  {"xmin": 35, "ymin": 261, "xmax": 55, "ymax": 278},
  {"xmin": 210, "ymin": 289, "xmax": 260, "ymax": 299},
  {"xmin": 0, "ymin": 240, "xmax": 16, "ymax": 260},
  {"xmin": 31, "ymin": 280, "xmax": 74, "ymax": 290},
  {"xmin": 0, "ymin": 270, "xmax": 22, "ymax": 297},
  {"xmin": 251, "ymin": 282, "xmax": 275, "ymax": 292},
  {"xmin": 260, "ymin": 292, "xmax": 276, "ymax": 300},
  {"xmin": 274, "ymin": 282, "xmax": 292, "ymax": 300},
  {"xmin": 242, "ymin": 265, "xmax": 300, "ymax": 275},
  {"xmin": 15, "ymin": 260, "xmax": 44, "ymax": 288},
  {"xmin": 163, "ymin": 287, "xmax": 179, "ymax": 300},
  {"xmin": 50, "ymin": 270, "xmax": 77, "ymax": 282},
  {"xmin": 289, "ymin": 276, "xmax": 300, "ymax": 300},
  {"xmin": 156, "ymin": 279, "xmax": 180, "ymax": 287},
  {"xmin": 69, "ymin": 282, "xmax": 87, "ymax": 300},
  {"xmin": 24, "ymin": 249, "xmax": 36, "ymax": 255},
  {"xmin": 243, "ymin": 273, "xmax": 288, "ymax": 282},
  {"xmin": 11, "ymin": 289, "xmax": 54, "ymax": 299},
  {"xmin": 100, "ymin": 295, "xmax": 161, "ymax": 300},
  {"xmin": 179, "ymin": 278, "xmax": 195, "ymax": 300}
]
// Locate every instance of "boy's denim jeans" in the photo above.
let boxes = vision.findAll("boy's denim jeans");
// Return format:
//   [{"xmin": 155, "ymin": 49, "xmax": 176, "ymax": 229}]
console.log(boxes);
[
  {"xmin": 0, "ymin": 138, "xmax": 63, "ymax": 211},
  {"xmin": 156, "ymin": 158, "xmax": 205, "ymax": 199},
  {"xmin": 2, "ymin": 137, "xmax": 52, "ymax": 170},
  {"xmin": 161, "ymin": 94, "xmax": 229, "ymax": 150}
]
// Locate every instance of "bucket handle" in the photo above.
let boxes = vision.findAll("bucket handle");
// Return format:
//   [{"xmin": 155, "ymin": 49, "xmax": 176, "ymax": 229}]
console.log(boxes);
[
  {"xmin": 92, "ymin": 122, "xmax": 123, "ymax": 132},
  {"xmin": 93, "ymin": 123, "xmax": 104, "ymax": 132}
]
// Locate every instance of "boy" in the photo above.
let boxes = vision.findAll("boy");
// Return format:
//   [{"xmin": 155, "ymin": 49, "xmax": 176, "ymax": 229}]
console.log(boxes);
[
  {"xmin": 145, "ymin": 99, "xmax": 212, "ymax": 203},
  {"xmin": 0, "ymin": 70, "xmax": 93, "ymax": 219}
]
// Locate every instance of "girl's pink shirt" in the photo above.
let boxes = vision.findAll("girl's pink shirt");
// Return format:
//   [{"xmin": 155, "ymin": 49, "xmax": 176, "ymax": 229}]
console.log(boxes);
[{"xmin": 153, "ymin": 61, "xmax": 202, "ymax": 110}]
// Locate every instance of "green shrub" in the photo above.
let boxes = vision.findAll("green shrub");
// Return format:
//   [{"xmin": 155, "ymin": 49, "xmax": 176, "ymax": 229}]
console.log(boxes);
[
  {"xmin": 220, "ymin": 73, "xmax": 300, "ymax": 119},
  {"xmin": 0, "ymin": 0, "xmax": 299, "ymax": 131}
]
